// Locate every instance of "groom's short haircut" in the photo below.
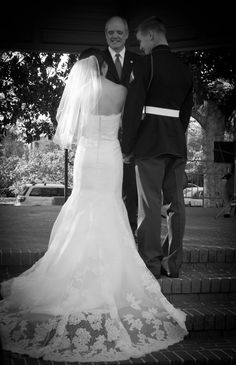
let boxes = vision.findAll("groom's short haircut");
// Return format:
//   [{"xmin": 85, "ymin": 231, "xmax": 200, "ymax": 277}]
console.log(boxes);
[
  {"xmin": 137, "ymin": 16, "xmax": 166, "ymax": 36},
  {"xmin": 105, "ymin": 16, "xmax": 129, "ymax": 34}
]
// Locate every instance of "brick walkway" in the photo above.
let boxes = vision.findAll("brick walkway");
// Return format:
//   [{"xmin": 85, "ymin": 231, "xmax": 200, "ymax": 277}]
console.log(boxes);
[
  {"xmin": 0, "ymin": 205, "xmax": 236, "ymax": 364},
  {"xmin": 0, "ymin": 205, "xmax": 235, "ymax": 251}
]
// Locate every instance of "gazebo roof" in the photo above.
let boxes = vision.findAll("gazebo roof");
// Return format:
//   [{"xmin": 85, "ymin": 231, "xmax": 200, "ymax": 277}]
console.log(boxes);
[{"xmin": 1, "ymin": 0, "xmax": 235, "ymax": 53}]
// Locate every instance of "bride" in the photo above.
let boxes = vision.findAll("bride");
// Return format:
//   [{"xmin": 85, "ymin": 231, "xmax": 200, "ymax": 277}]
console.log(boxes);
[{"xmin": 0, "ymin": 48, "xmax": 188, "ymax": 362}]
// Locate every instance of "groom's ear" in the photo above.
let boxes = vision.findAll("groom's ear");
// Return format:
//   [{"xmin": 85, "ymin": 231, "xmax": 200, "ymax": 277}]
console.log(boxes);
[{"xmin": 148, "ymin": 30, "xmax": 154, "ymax": 41}]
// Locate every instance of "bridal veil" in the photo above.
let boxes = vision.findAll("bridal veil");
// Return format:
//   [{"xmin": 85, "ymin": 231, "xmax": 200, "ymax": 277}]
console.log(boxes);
[{"xmin": 53, "ymin": 55, "xmax": 102, "ymax": 149}]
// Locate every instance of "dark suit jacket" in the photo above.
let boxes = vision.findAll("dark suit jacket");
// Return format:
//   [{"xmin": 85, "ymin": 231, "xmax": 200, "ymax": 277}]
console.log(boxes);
[
  {"xmin": 121, "ymin": 45, "xmax": 193, "ymax": 159},
  {"xmin": 102, "ymin": 48, "xmax": 140, "ymax": 88}
]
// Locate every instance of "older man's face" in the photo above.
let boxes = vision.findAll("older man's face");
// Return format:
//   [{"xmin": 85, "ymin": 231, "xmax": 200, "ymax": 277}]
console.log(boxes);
[{"xmin": 105, "ymin": 19, "xmax": 128, "ymax": 52}]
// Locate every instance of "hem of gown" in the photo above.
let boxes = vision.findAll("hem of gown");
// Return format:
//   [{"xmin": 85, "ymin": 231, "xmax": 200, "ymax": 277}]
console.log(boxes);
[{"xmin": 2, "ymin": 333, "xmax": 188, "ymax": 362}]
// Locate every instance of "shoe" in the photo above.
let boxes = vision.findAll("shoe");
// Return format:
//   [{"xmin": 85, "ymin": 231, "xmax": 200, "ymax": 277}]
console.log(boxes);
[
  {"xmin": 161, "ymin": 266, "xmax": 179, "ymax": 278},
  {"xmin": 165, "ymin": 272, "xmax": 179, "ymax": 278},
  {"xmin": 224, "ymin": 213, "xmax": 230, "ymax": 218}
]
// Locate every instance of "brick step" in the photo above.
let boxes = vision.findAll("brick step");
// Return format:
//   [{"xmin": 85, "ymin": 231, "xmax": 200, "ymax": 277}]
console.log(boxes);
[
  {"xmin": 0, "ymin": 271, "xmax": 236, "ymax": 335},
  {"xmin": 182, "ymin": 246, "xmax": 236, "ymax": 267},
  {"xmin": 1, "ymin": 266, "xmax": 236, "ymax": 303},
  {"xmin": 1, "ymin": 246, "xmax": 236, "ymax": 267},
  {"xmin": 180, "ymin": 300, "xmax": 236, "ymax": 333},
  {"xmin": 159, "ymin": 268, "xmax": 236, "ymax": 301},
  {"xmin": 2, "ymin": 333, "xmax": 236, "ymax": 364}
]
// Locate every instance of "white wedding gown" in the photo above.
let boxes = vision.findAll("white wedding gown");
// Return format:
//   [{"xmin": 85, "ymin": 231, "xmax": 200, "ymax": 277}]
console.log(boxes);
[{"xmin": 0, "ymin": 113, "xmax": 188, "ymax": 362}]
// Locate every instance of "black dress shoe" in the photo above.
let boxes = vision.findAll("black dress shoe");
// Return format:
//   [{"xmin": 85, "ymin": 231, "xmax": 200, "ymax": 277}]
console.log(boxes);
[
  {"xmin": 165, "ymin": 272, "xmax": 179, "ymax": 278},
  {"xmin": 224, "ymin": 213, "xmax": 230, "ymax": 218},
  {"xmin": 161, "ymin": 266, "xmax": 179, "ymax": 278}
]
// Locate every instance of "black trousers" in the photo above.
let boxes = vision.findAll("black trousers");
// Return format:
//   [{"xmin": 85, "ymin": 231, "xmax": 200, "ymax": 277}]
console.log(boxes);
[
  {"xmin": 122, "ymin": 161, "xmax": 138, "ymax": 234},
  {"xmin": 135, "ymin": 156, "xmax": 186, "ymax": 277}
]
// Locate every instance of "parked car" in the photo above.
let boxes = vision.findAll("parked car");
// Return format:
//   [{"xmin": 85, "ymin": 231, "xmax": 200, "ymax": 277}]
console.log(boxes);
[
  {"xmin": 183, "ymin": 183, "xmax": 203, "ymax": 198},
  {"xmin": 184, "ymin": 190, "xmax": 204, "ymax": 206},
  {"xmin": 15, "ymin": 183, "xmax": 72, "ymax": 206}
]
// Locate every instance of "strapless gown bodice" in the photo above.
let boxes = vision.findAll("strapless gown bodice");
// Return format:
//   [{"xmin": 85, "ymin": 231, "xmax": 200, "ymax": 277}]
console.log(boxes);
[{"xmin": 82, "ymin": 113, "xmax": 121, "ymax": 141}]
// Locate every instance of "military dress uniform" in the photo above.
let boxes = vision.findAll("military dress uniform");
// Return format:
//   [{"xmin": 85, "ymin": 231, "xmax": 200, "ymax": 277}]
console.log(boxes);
[{"xmin": 122, "ymin": 45, "xmax": 193, "ymax": 277}]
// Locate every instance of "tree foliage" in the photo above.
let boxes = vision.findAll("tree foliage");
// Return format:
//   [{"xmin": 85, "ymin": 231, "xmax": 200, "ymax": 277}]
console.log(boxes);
[
  {"xmin": 1, "ymin": 47, "xmax": 235, "ymax": 143},
  {"xmin": 178, "ymin": 47, "xmax": 236, "ymax": 133},
  {"xmin": 0, "ymin": 51, "xmax": 78, "ymax": 142},
  {"xmin": 0, "ymin": 140, "xmax": 75, "ymax": 194}
]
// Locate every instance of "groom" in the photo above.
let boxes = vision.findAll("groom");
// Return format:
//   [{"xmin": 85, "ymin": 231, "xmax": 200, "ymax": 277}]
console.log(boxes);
[
  {"xmin": 122, "ymin": 16, "xmax": 193, "ymax": 278},
  {"xmin": 102, "ymin": 16, "xmax": 140, "ymax": 236}
]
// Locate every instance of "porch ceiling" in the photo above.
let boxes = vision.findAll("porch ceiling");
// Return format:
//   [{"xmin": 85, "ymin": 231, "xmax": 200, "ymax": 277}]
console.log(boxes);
[{"xmin": 1, "ymin": 1, "xmax": 235, "ymax": 54}]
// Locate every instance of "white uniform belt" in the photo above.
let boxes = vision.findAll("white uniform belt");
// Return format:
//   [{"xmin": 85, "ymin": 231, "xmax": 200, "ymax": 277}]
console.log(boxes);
[{"xmin": 144, "ymin": 106, "xmax": 179, "ymax": 118}]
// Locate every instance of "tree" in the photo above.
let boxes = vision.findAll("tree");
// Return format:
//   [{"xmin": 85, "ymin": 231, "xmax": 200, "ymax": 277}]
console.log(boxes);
[
  {"xmin": 0, "ymin": 129, "xmax": 26, "ymax": 159},
  {"xmin": 186, "ymin": 118, "xmax": 204, "ymax": 186},
  {"xmin": 1, "ymin": 48, "xmax": 236, "ymax": 206},
  {"xmin": 0, "ymin": 139, "xmax": 75, "ymax": 195},
  {"xmin": 0, "ymin": 51, "xmax": 78, "ymax": 143},
  {"xmin": 179, "ymin": 47, "xmax": 236, "ymax": 206}
]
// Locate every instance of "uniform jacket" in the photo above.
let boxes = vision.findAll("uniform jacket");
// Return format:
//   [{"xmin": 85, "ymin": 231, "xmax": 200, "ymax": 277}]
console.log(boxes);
[{"xmin": 121, "ymin": 45, "xmax": 193, "ymax": 159}]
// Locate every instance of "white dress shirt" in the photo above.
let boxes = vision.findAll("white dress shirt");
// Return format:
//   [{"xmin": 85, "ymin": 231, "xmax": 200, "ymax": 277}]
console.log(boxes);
[{"xmin": 108, "ymin": 47, "xmax": 126, "ymax": 67}]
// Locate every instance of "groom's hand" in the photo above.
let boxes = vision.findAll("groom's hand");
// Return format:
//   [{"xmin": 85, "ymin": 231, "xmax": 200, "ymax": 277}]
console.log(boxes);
[{"xmin": 123, "ymin": 153, "xmax": 133, "ymax": 164}]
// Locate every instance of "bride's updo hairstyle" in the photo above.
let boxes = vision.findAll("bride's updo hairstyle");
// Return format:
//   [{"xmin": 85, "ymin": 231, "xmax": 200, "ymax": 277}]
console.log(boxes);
[{"xmin": 79, "ymin": 47, "xmax": 105, "ymax": 73}]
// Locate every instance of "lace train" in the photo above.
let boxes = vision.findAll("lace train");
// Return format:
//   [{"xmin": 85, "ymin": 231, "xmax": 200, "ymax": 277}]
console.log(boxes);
[{"xmin": 0, "ymin": 267, "xmax": 187, "ymax": 362}]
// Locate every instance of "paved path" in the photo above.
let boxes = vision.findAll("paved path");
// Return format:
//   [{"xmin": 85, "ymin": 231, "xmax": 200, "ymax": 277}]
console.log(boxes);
[{"xmin": 0, "ymin": 205, "xmax": 235, "ymax": 250}]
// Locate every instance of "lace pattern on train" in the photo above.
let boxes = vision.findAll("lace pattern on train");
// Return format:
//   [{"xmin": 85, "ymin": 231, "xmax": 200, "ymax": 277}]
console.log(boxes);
[{"xmin": 0, "ymin": 267, "xmax": 187, "ymax": 362}]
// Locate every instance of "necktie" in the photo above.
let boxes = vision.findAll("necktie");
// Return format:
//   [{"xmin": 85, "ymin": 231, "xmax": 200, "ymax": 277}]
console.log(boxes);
[{"xmin": 115, "ymin": 53, "xmax": 122, "ymax": 79}]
